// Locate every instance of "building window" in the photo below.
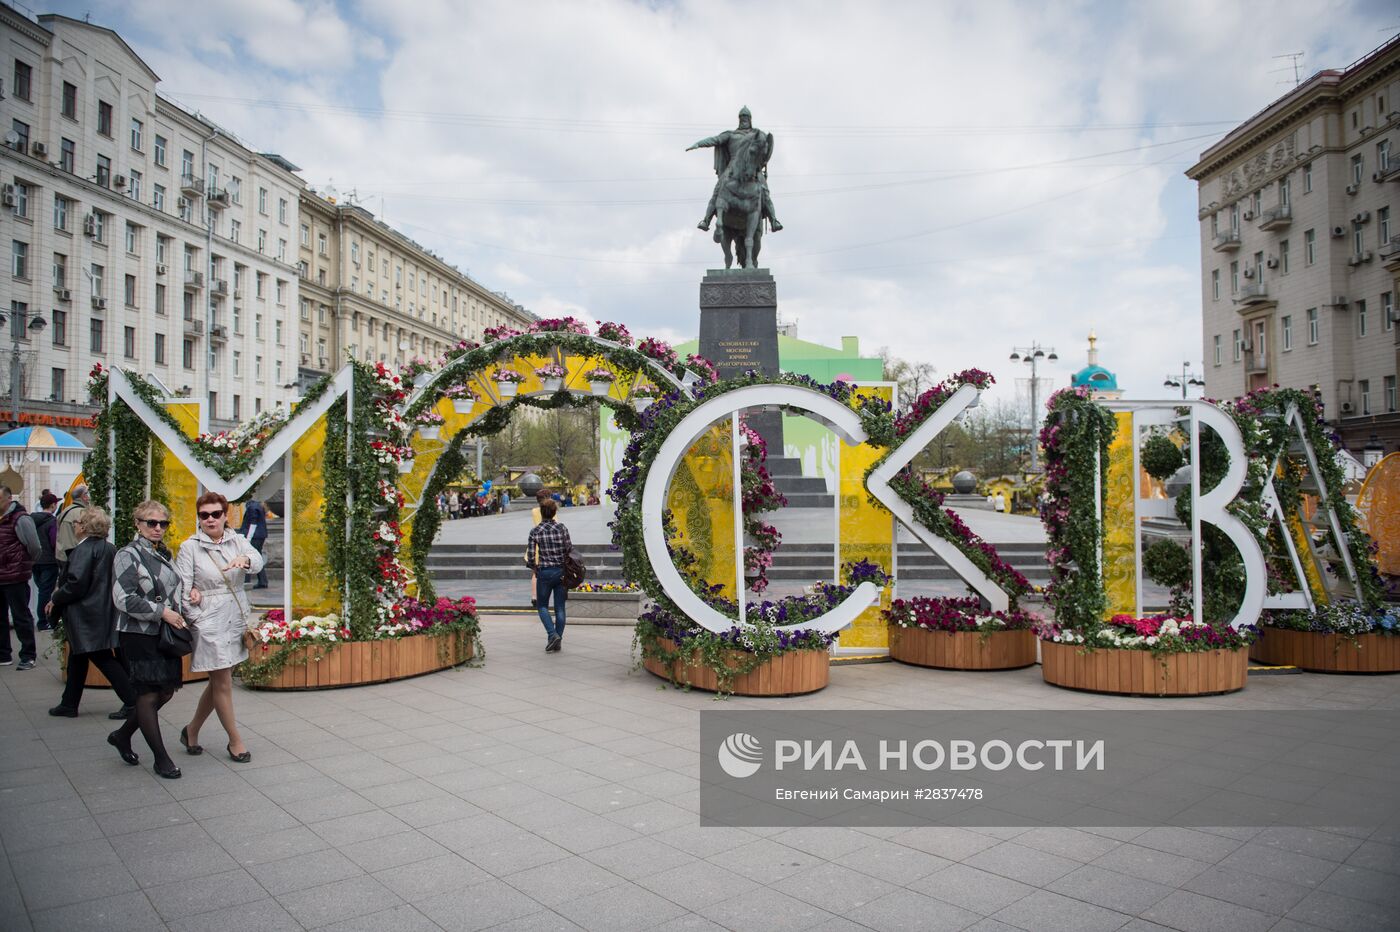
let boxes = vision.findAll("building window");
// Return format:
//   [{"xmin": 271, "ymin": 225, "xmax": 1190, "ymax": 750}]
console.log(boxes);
[
  {"xmin": 52, "ymin": 253, "xmax": 65, "ymax": 288},
  {"xmin": 1279, "ymin": 315, "xmax": 1292, "ymax": 351},
  {"xmin": 123, "ymin": 325, "xmax": 136, "ymax": 358},
  {"xmin": 232, "ymin": 395, "xmax": 240, "ymax": 421},
  {"xmin": 178, "ymin": 197, "xmax": 192, "ymax": 223},
  {"xmin": 96, "ymin": 155, "xmax": 111, "ymax": 188},
  {"xmin": 275, "ymin": 359, "xmax": 283, "ymax": 384},
  {"xmin": 228, "ymin": 177, "xmax": 241, "ymax": 203},
  {"xmin": 183, "ymin": 338, "xmax": 194, "ymax": 369},
  {"xmin": 1351, "ymin": 154, "xmax": 1364, "ymax": 185},
  {"xmin": 130, "ymin": 118, "xmax": 143, "ymax": 151},
  {"xmin": 154, "ymin": 332, "xmax": 165, "ymax": 365},
  {"xmin": 1379, "ymin": 206, "xmax": 1391, "ymax": 246},
  {"xmin": 277, "ymin": 238, "xmax": 286, "ymax": 262},
  {"xmin": 1307, "ymin": 308, "xmax": 1319, "ymax": 345},
  {"xmin": 97, "ymin": 101, "xmax": 112, "ymax": 137},
  {"xmin": 1232, "ymin": 329, "xmax": 1242, "ymax": 361},
  {"xmin": 92, "ymin": 211, "xmax": 106, "ymax": 243},
  {"xmin": 232, "ymin": 304, "xmax": 241, "ymax": 333},
  {"xmin": 276, "ymin": 280, "xmax": 286, "ymax": 305},
  {"xmin": 1354, "ymin": 220, "xmax": 1365, "ymax": 255},
  {"xmin": 1279, "ymin": 176, "xmax": 1290, "ymax": 208},
  {"xmin": 1360, "ymin": 380, "xmax": 1371, "ymax": 416},
  {"xmin": 1386, "ymin": 375, "xmax": 1397, "ymax": 412},
  {"xmin": 230, "ymin": 219, "xmax": 240, "ymax": 244},
  {"xmin": 91, "ymin": 263, "xmax": 104, "ymax": 296},
  {"xmin": 154, "ymin": 134, "xmax": 166, "ymax": 167},
  {"xmin": 300, "ymin": 298, "xmax": 310, "ymax": 321},
  {"xmin": 10, "ymin": 181, "xmax": 28, "ymax": 219},
  {"xmin": 155, "ymin": 283, "xmax": 165, "ymax": 316},
  {"xmin": 61, "ymin": 82, "xmax": 77, "ymax": 119},
  {"xmin": 124, "ymin": 274, "xmax": 137, "ymax": 307},
  {"xmin": 90, "ymin": 318, "xmax": 104, "ymax": 353},
  {"xmin": 275, "ymin": 319, "xmax": 284, "ymax": 344},
  {"xmin": 1279, "ymin": 239, "xmax": 1289, "ymax": 274},
  {"xmin": 255, "ymin": 313, "xmax": 263, "ymax": 339},
  {"xmin": 232, "ymin": 349, "xmax": 241, "ymax": 376},
  {"xmin": 255, "ymin": 355, "xmax": 263, "ymax": 378},
  {"xmin": 318, "ymin": 233, "xmax": 327, "ymax": 256},
  {"xmin": 299, "ymin": 332, "xmax": 309, "ymax": 354},
  {"xmin": 258, "ymin": 188, "xmax": 268, "ymax": 214},
  {"xmin": 1303, "ymin": 162, "xmax": 1312, "ymax": 192},
  {"xmin": 1304, "ymin": 229, "xmax": 1315, "ymax": 265},
  {"xmin": 11, "ymin": 59, "xmax": 31, "ymax": 100},
  {"xmin": 128, "ymin": 169, "xmax": 141, "ymax": 200},
  {"xmin": 1379, "ymin": 139, "xmax": 1392, "ymax": 173},
  {"xmin": 1359, "ymin": 299, "xmax": 1368, "ymax": 336},
  {"xmin": 125, "ymin": 222, "xmax": 138, "ymax": 254},
  {"xmin": 1252, "ymin": 190, "xmax": 1262, "ymax": 216},
  {"xmin": 1384, "ymin": 291, "xmax": 1395, "ymax": 332},
  {"xmin": 53, "ymin": 195, "xmax": 68, "ymax": 231},
  {"xmin": 1253, "ymin": 250, "xmax": 1264, "ymax": 281},
  {"xmin": 300, "ymin": 224, "xmax": 310, "ymax": 247},
  {"xmin": 52, "ymin": 309, "xmax": 66, "ymax": 346},
  {"xmin": 153, "ymin": 184, "xmax": 165, "ymax": 213},
  {"xmin": 181, "ymin": 149, "xmax": 193, "ymax": 178},
  {"xmin": 257, "ymin": 229, "xmax": 266, "ymax": 254},
  {"xmin": 12, "ymin": 240, "xmax": 28, "ymax": 279},
  {"xmin": 59, "ymin": 138, "xmax": 75, "ymax": 173},
  {"xmin": 1229, "ymin": 260, "xmax": 1239, "ymax": 293},
  {"xmin": 50, "ymin": 368, "xmax": 64, "ymax": 401},
  {"xmin": 278, "ymin": 198, "xmax": 287, "ymax": 224},
  {"xmin": 1229, "ymin": 203, "xmax": 1239, "ymax": 231}
]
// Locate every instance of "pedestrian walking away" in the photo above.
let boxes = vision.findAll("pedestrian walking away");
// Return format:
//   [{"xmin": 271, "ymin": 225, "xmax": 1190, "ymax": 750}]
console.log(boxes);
[
  {"xmin": 527, "ymin": 488, "xmax": 552, "ymax": 610},
  {"xmin": 30, "ymin": 491, "xmax": 61, "ymax": 631},
  {"xmin": 237, "ymin": 498, "xmax": 270, "ymax": 589},
  {"xmin": 525, "ymin": 499, "xmax": 570, "ymax": 652},
  {"xmin": 178, "ymin": 492, "xmax": 263, "ymax": 763},
  {"xmin": 0, "ymin": 485, "xmax": 42, "ymax": 670},
  {"xmin": 46, "ymin": 506, "xmax": 137, "ymax": 719},
  {"xmin": 109, "ymin": 500, "xmax": 189, "ymax": 779}
]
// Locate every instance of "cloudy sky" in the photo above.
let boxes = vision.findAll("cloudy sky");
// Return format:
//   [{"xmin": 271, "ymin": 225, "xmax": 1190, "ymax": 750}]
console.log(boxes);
[{"xmin": 42, "ymin": 0, "xmax": 1397, "ymax": 407}]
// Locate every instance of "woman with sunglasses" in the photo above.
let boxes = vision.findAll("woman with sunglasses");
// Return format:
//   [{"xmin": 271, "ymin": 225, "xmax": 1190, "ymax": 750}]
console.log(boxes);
[
  {"xmin": 109, "ymin": 500, "xmax": 188, "ymax": 779},
  {"xmin": 175, "ymin": 492, "xmax": 263, "ymax": 763}
]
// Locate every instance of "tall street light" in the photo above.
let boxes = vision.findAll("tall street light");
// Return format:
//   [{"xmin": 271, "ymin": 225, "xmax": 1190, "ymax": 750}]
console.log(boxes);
[
  {"xmin": 1164, "ymin": 363, "xmax": 1205, "ymax": 399},
  {"xmin": 0, "ymin": 308, "xmax": 47, "ymax": 429},
  {"xmin": 1009, "ymin": 342, "xmax": 1057, "ymax": 472}
]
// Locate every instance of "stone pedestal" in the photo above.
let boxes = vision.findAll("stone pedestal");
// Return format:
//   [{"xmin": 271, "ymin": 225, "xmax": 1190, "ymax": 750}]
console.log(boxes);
[{"xmin": 698, "ymin": 269, "xmax": 783, "ymax": 452}]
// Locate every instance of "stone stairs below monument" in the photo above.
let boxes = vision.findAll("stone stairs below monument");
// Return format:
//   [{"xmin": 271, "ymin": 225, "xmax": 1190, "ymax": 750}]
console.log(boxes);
[
  {"xmin": 765, "ymin": 455, "xmax": 834, "ymax": 508},
  {"xmin": 426, "ymin": 541, "xmax": 1049, "ymax": 585}
]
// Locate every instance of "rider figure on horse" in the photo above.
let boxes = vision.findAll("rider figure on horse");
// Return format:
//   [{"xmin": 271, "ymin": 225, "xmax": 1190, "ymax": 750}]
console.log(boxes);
[{"xmin": 688, "ymin": 106, "xmax": 782, "ymax": 235}]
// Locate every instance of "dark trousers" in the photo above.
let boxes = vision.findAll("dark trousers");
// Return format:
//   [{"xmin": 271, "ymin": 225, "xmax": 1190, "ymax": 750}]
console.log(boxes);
[
  {"xmin": 535, "ymin": 566, "xmax": 567, "ymax": 640},
  {"xmin": 0, "ymin": 580, "xmax": 35, "ymax": 663},
  {"xmin": 60, "ymin": 648, "xmax": 136, "ymax": 710},
  {"xmin": 33, "ymin": 564, "xmax": 58, "ymax": 630},
  {"xmin": 250, "ymin": 536, "xmax": 268, "ymax": 587}
]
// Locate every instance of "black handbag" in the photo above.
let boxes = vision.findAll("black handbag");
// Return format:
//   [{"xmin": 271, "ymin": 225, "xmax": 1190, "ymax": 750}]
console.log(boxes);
[{"xmin": 135, "ymin": 547, "xmax": 192, "ymax": 658}]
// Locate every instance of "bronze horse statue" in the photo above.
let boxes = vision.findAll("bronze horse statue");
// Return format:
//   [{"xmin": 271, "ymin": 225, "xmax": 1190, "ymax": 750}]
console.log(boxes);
[{"xmin": 688, "ymin": 107, "xmax": 781, "ymax": 269}]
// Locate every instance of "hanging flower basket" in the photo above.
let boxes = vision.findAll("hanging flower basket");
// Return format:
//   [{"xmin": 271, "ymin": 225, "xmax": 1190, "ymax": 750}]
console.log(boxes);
[
  {"xmin": 498, "ymin": 382, "xmax": 518, "ymax": 398},
  {"xmin": 633, "ymin": 397, "xmax": 652, "ymax": 412},
  {"xmin": 542, "ymin": 378, "xmax": 563, "ymax": 393},
  {"xmin": 418, "ymin": 425, "xmax": 440, "ymax": 440},
  {"xmin": 397, "ymin": 458, "xmax": 415, "ymax": 474},
  {"xmin": 493, "ymin": 370, "xmax": 525, "ymax": 399},
  {"xmin": 452, "ymin": 398, "xmax": 474, "ymax": 415},
  {"xmin": 534, "ymin": 364, "xmax": 567, "ymax": 394},
  {"xmin": 585, "ymin": 368, "xmax": 615, "ymax": 396}
]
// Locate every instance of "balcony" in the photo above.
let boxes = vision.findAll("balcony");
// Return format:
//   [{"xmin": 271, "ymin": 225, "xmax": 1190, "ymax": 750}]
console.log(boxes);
[
  {"xmin": 1235, "ymin": 282, "xmax": 1269, "ymax": 305},
  {"xmin": 1245, "ymin": 351, "xmax": 1268, "ymax": 374},
  {"xmin": 184, "ymin": 270, "xmax": 204, "ymax": 291},
  {"xmin": 183, "ymin": 317, "xmax": 204, "ymax": 336},
  {"xmin": 206, "ymin": 187, "xmax": 229, "ymax": 209},
  {"xmin": 211, "ymin": 278, "xmax": 229, "ymax": 296},
  {"xmin": 1375, "ymin": 163, "xmax": 1400, "ymax": 183},
  {"xmin": 210, "ymin": 325, "xmax": 228, "ymax": 343},
  {"xmin": 1381, "ymin": 235, "xmax": 1400, "ymax": 269},
  {"xmin": 1258, "ymin": 204, "xmax": 1292, "ymax": 230},
  {"xmin": 1212, "ymin": 230, "xmax": 1241, "ymax": 251},
  {"xmin": 179, "ymin": 174, "xmax": 204, "ymax": 198}
]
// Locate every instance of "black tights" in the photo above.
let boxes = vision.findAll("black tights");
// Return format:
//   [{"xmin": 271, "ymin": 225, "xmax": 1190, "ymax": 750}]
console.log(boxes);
[{"xmin": 115, "ymin": 688, "xmax": 176, "ymax": 770}]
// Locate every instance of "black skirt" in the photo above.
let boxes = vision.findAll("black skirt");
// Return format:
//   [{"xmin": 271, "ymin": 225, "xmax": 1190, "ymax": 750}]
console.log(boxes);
[{"xmin": 119, "ymin": 631, "xmax": 183, "ymax": 694}]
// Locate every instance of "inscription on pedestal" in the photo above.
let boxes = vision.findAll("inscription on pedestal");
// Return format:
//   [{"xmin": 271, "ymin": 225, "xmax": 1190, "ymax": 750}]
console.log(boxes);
[{"xmin": 698, "ymin": 269, "xmax": 783, "ymax": 449}]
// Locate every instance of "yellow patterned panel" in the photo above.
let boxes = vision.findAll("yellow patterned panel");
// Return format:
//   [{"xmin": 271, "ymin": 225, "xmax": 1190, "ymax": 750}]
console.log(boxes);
[
  {"xmin": 1286, "ymin": 511, "xmax": 1329, "ymax": 605},
  {"xmin": 1356, "ymin": 453, "xmax": 1400, "ymax": 576},
  {"xmin": 159, "ymin": 402, "xmax": 200, "ymax": 548},
  {"xmin": 290, "ymin": 415, "xmax": 339, "ymax": 615},
  {"xmin": 1102, "ymin": 411, "xmax": 1137, "ymax": 618},
  {"xmin": 667, "ymin": 423, "xmax": 736, "ymax": 599},
  {"xmin": 840, "ymin": 385, "xmax": 895, "ymax": 650}
]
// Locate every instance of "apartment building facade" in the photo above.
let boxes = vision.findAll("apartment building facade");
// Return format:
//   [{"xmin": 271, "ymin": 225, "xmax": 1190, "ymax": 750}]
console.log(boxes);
[
  {"xmin": 1187, "ymin": 36, "xmax": 1400, "ymax": 456},
  {"xmin": 2, "ymin": 8, "xmax": 305, "ymax": 433},
  {"xmin": 297, "ymin": 191, "xmax": 534, "ymax": 378}
]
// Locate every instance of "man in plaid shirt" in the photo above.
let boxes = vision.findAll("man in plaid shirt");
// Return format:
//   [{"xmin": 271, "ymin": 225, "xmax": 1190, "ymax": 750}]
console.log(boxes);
[{"xmin": 525, "ymin": 500, "xmax": 571, "ymax": 652}]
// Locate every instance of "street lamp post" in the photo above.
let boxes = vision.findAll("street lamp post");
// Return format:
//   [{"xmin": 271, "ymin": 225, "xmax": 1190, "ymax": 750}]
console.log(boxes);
[
  {"xmin": 1163, "ymin": 363, "xmax": 1205, "ymax": 399},
  {"xmin": 1008, "ymin": 342, "xmax": 1057, "ymax": 472},
  {"xmin": 0, "ymin": 309, "xmax": 48, "ymax": 429}
]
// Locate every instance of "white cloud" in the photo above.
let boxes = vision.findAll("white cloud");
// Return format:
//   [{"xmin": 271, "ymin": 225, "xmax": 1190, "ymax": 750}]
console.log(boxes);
[{"xmin": 65, "ymin": 0, "xmax": 1387, "ymax": 406}]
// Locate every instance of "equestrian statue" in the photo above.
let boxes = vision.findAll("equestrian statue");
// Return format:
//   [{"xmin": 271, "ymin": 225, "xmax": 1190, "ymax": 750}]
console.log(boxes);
[{"xmin": 687, "ymin": 106, "xmax": 782, "ymax": 269}]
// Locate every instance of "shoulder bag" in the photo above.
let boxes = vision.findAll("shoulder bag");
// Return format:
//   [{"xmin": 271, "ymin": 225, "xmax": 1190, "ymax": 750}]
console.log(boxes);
[{"xmin": 135, "ymin": 547, "xmax": 193, "ymax": 658}]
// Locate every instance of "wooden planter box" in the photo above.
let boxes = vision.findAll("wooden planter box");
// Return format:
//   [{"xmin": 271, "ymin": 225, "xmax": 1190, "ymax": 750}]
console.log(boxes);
[
  {"xmin": 642, "ymin": 637, "xmax": 828, "ymax": 696},
  {"xmin": 1041, "ymin": 640, "xmax": 1248, "ymax": 697},
  {"xmin": 890, "ymin": 627, "xmax": 1036, "ymax": 670},
  {"xmin": 568, "ymin": 591, "xmax": 642, "ymax": 626},
  {"xmin": 1250, "ymin": 628, "xmax": 1400, "ymax": 673},
  {"xmin": 65, "ymin": 645, "xmax": 208, "ymax": 688},
  {"xmin": 243, "ymin": 631, "xmax": 473, "ymax": 690}
]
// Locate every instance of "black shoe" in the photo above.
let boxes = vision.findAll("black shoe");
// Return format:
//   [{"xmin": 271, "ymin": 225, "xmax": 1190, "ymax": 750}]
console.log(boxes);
[
  {"xmin": 153, "ymin": 763, "xmax": 181, "ymax": 780},
  {"xmin": 108, "ymin": 705, "xmax": 134, "ymax": 720},
  {"xmin": 227, "ymin": 744, "xmax": 251, "ymax": 763},
  {"xmin": 252, "ymin": 584, "xmax": 269, "ymax": 590},
  {"xmin": 107, "ymin": 730, "xmax": 138, "ymax": 766},
  {"xmin": 545, "ymin": 636, "xmax": 560, "ymax": 653},
  {"xmin": 179, "ymin": 725, "xmax": 203, "ymax": 756},
  {"xmin": 48, "ymin": 705, "xmax": 79, "ymax": 718}
]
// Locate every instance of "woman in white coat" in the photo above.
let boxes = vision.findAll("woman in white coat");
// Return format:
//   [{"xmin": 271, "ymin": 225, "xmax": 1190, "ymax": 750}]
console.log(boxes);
[{"xmin": 175, "ymin": 491, "xmax": 263, "ymax": 762}]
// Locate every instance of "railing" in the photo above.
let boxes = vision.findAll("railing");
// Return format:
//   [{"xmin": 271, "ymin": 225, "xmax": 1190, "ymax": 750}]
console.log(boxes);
[
  {"xmin": 1236, "ymin": 282, "xmax": 1269, "ymax": 304},
  {"xmin": 1258, "ymin": 205, "xmax": 1292, "ymax": 229},
  {"xmin": 1212, "ymin": 230, "xmax": 1241, "ymax": 251}
]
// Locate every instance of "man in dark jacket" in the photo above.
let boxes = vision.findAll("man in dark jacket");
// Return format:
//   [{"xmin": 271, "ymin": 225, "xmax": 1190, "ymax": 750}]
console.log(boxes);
[
  {"xmin": 0, "ymin": 485, "xmax": 42, "ymax": 670},
  {"xmin": 238, "ymin": 499, "xmax": 270, "ymax": 589},
  {"xmin": 31, "ymin": 492, "xmax": 60, "ymax": 631}
]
